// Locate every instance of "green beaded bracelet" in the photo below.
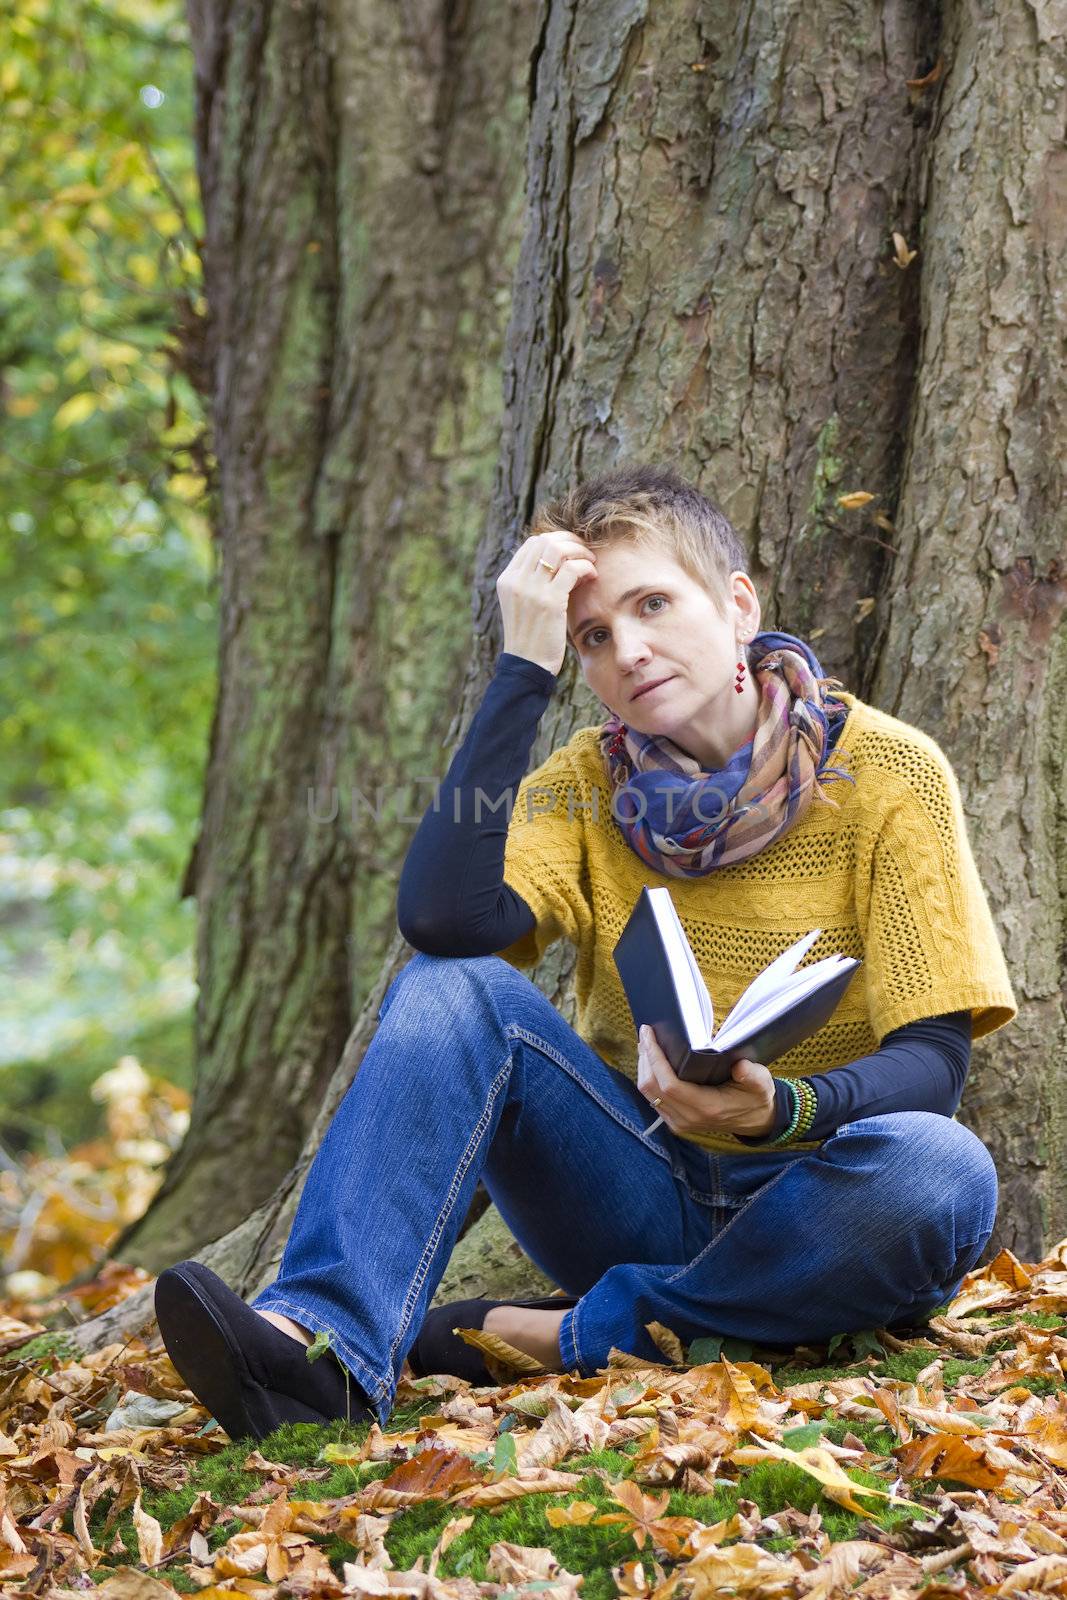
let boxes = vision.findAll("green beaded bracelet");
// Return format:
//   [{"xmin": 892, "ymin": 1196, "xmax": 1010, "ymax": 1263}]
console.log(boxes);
[{"xmin": 767, "ymin": 1077, "xmax": 818, "ymax": 1145}]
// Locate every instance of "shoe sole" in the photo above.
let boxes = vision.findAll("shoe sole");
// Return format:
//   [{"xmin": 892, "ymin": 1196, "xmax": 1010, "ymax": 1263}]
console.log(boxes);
[{"xmin": 154, "ymin": 1263, "xmax": 330, "ymax": 1442}]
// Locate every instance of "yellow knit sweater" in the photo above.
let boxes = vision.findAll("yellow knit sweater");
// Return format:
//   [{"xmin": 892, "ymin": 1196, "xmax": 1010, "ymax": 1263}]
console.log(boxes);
[{"xmin": 498, "ymin": 691, "xmax": 1017, "ymax": 1154}]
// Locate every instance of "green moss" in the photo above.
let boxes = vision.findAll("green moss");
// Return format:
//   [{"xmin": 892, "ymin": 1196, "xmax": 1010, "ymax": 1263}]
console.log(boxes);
[
  {"xmin": 91, "ymin": 1339, "xmax": 1041, "ymax": 1591},
  {"xmin": 804, "ymin": 413, "xmax": 845, "ymax": 538}
]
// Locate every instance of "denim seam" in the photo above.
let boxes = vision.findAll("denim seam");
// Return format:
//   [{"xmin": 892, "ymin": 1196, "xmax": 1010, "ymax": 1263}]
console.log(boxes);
[
  {"xmin": 662, "ymin": 1159, "xmax": 799, "ymax": 1286},
  {"xmin": 251, "ymin": 1292, "xmax": 391, "ymax": 1421},
  {"xmin": 504, "ymin": 1023, "xmax": 718, "ymax": 1207},
  {"xmin": 386, "ymin": 1051, "xmax": 515, "ymax": 1376},
  {"xmin": 559, "ymin": 1305, "xmax": 582, "ymax": 1374}
]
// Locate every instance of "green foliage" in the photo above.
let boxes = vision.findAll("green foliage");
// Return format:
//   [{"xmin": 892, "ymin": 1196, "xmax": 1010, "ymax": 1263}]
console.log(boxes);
[{"xmin": 0, "ymin": 0, "xmax": 215, "ymax": 1090}]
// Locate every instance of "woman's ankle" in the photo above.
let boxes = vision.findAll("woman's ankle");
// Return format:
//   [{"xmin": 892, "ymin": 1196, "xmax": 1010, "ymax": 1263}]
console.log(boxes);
[{"xmin": 256, "ymin": 1308, "xmax": 313, "ymax": 1347}]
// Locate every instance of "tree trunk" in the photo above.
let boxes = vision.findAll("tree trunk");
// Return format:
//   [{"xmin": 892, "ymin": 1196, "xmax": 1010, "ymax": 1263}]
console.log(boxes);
[
  {"xmin": 110, "ymin": 0, "xmax": 540, "ymax": 1268},
  {"xmin": 84, "ymin": 0, "xmax": 1064, "ymax": 1354},
  {"xmin": 868, "ymin": 0, "xmax": 1067, "ymax": 1254}
]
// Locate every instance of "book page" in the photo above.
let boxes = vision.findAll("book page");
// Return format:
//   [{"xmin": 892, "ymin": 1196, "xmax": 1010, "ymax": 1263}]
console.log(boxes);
[
  {"xmin": 650, "ymin": 889, "xmax": 713, "ymax": 1046},
  {"xmin": 716, "ymin": 928, "xmax": 822, "ymax": 1036},
  {"xmin": 714, "ymin": 955, "xmax": 857, "ymax": 1052}
]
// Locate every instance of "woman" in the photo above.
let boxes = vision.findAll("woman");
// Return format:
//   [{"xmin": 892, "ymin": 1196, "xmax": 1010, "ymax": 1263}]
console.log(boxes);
[{"xmin": 155, "ymin": 463, "xmax": 1016, "ymax": 1444}]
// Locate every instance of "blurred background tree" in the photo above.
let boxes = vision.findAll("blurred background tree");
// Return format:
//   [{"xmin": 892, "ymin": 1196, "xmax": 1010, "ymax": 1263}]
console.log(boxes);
[{"xmin": 0, "ymin": 0, "xmax": 212, "ymax": 1154}]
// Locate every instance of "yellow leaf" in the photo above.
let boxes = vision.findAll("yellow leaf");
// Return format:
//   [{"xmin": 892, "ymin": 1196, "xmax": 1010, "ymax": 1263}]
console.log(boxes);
[
  {"xmin": 837, "ymin": 491, "xmax": 875, "ymax": 510},
  {"xmin": 545, "ymin": 1500, "xmax": 600, "ymax": 1527},
  {"xmin": 6, "ymin": 394, "xmax": 40, "ymax": 417},
  {"xmin": 128, "ymin": 253, "xmax": 158, "ymax": 287},
  {"xmin": 739, "ymin": 1434, "xmax": 929, "ymax": 1515},
  {"xmin": 892, "ymin": 231, "xmax": 918, "ymax": 268},
  {"xmin": 168, "ymin": 473, "xmax": 207, "ymax": 502},
  {"xmin": 53, "ymin": 183, "xmax": 104, "ymax": 206},
  {"xmin": 54, "ymin": 392, "xmax": 98, "ymax": 429}
]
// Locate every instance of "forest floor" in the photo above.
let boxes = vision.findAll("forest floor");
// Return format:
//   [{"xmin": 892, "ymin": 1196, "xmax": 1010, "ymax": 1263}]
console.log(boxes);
[
  {"xmin": 2, "ymin": 1243, "xmax": 1067, "ymax": 1600},
  {"xmin": 5, "ymin": 1072, "xmax": 1067, "ymax": 1595}
]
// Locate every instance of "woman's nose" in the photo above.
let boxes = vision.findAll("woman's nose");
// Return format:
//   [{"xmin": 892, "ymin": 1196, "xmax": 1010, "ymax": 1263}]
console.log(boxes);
[{"xmin": 613, "ymin": 631, "xmax": 653, "ymax": 669}]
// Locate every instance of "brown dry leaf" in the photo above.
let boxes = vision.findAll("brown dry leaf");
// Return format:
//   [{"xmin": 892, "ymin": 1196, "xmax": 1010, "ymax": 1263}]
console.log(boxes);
[
  {"xmin": 428, "ymin": 1510, "xmax": 474, "ymax": 1573},
  {"xmin": 454, "ymin": 1466, "xmax": 583, "ymax": 1507},
  {"xmin": 868, "ymin": 1384, "xmax": 911, "ymax": 1443},
  {"xmin": 906, "ymin": 57, "xmax": 944, "ymax": 94},
  {"xmin": 1019, "ymin": 1401, "xmax": 1067, "ymax": 1470},
  {"xmin": 132, "ymin": 1488, "xmax": 164, "ymax": 1566},
  {"xmin": 516, "ymin": 1390, "xmax": 590, "ymax": 1473},
  {"xmin": 0, "ymin": 1480, "xmax": 28, "ymax": 1556},
  {"xmin": 213, "ymin": 1528, "xmax": 274, "ymax": 1577},
  {"xmin": 340, "ymin": 1511, "xmax": 392, "ymax": 1562},
  {"xmin": 589, "ymin": 1477, "xmax": 692, "ymax": 1556},
  {"xmin": 854, "ymin": 597, "xmax": 876, "ymax": 622},
  {"xmin": 645, "ymin": 1322, "xmax": 686, "ymax": 1364},
  {"xmin": 799, "ymin": 1537, "xmax": 905, "ymax": 1600},
  {"xmin": 486, "ymin": 1540, "xmax": 576, "ymax": 1584},
  {"xmin": 601, "ymin": 1347, "xmax": 683, "ymax": 1376},
  {"xmin": 893, "ymin": 1430, "xmax": 1009, "ymax": 1489},
  {"xmin": 837, "ymin": 491, "xmax": 875, "ymax": 510},
  {"xmin": 892, "ymin": 231, "xmax": 918, "ymax": 268},
  {"xmin": 451, "ymin": 1325, "xmax": 546, "ymax": 1376},
  {"xmin": 375, "ymin": 1443, "xmax": 484, "ymax": 1501},
  {"xmin": 703, "ymin": 1357, "xmax": 766, "ymax": 1434},
  {"xmin": 990, "ymin": 1554, "xmax": 1067, "ymax": 1593},
  {"xmin": 93, "ymin": 1570, "xmax": 184, "ymax": 1600},
  {"xmin": 987, "ymin": 1249, "xmax": 1035, "ymax": 1289},
  {"xmin": 683, "ymin": 1538, "xmax": 802, "ymax": 1597}
]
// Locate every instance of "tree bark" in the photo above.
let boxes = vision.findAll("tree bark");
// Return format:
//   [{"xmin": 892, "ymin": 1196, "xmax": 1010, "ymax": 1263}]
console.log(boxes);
[
  {"xmin": 868, "ymin": 0, "xmax": 1067, "ymax": 1253},
  {"xmin": 86, "ymin": 0, "xmax": 1064, "ymax": 1354},
  {"xmin": 110, "ymin": 0, "xmax": 540, "ymax": 1268}
]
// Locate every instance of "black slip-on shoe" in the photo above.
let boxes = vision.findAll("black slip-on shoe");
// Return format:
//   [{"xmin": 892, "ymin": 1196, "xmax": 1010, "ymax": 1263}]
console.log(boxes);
[
  {"xmin": 408, "ymin": 1292, "xmax": 580, "ymax": 1387},
  {"xmin": 154, "ymin": 1260, "xmax": 374, "ymax": 1442}
]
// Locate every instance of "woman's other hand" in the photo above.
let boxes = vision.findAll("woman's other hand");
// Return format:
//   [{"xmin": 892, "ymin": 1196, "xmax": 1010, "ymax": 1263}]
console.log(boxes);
[
  {"xmin": 637, "ymin": 1024, "xmax": 777, "ymax": 1138},
  {"xmin": 497, "ymin": 532, "xmax": 598, "ymax": 677}
]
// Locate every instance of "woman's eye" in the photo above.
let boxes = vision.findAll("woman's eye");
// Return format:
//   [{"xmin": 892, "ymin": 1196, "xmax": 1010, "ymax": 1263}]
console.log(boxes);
[{"xmin": 584, "ymin": 595, "xmax": 667, "ymax": 648}]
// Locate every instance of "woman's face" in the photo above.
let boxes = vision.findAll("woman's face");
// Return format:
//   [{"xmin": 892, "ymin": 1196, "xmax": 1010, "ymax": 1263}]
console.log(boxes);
[{"xmin": 566, "ymin": 541, "xmax": 761, "ymax": 753}]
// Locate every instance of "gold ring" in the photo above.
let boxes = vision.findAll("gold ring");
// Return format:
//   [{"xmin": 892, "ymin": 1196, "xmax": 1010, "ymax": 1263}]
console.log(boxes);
[
  {"xmin": 650, "ymin": 1096, "xmax": 663, "ymax": 1107},
  {"xmin": 537, "ymin": 557, "xmax": 557, "ymax": 574}
]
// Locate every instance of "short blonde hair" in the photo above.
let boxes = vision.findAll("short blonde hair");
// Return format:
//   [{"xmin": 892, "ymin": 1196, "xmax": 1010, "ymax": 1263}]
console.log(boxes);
[{"xmin": 525, "ymin": 461, "xmax": 749, "ymax": 619}]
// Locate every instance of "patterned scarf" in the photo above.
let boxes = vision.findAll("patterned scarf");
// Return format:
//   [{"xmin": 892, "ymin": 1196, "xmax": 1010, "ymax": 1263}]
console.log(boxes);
[{"xmin": 597, "ymin": 630, "xmax": 855, "ymax": 877}]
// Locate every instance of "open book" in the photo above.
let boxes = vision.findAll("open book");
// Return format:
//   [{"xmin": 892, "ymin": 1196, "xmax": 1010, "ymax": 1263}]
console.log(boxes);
[{"xmin": 612, "ymin": 885, "xmax": 861, "ymax": 1094}]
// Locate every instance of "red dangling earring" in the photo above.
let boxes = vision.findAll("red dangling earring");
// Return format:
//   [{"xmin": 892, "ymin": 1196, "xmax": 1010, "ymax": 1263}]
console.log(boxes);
[{"xmin": 734, "ymin": 644, "xmax": 747, "ymax": 695}]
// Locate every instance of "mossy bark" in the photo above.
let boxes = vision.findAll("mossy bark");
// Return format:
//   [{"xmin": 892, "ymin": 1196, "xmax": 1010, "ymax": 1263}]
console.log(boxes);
[{"xmin": 110, "ymin": 0, "xmax": 540, "ymax": 1268}]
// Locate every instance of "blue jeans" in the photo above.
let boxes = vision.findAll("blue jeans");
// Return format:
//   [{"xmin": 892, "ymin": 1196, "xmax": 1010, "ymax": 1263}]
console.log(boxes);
[{"xmin": 251, "ymin": 952, "xmax": 998, "ymax": 1428}]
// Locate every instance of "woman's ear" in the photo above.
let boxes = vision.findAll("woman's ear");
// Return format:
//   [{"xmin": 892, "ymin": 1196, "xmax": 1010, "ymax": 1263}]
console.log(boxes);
[{"xmin": 730, "ymin": 570, "xmax": 761, "ymax": 635}]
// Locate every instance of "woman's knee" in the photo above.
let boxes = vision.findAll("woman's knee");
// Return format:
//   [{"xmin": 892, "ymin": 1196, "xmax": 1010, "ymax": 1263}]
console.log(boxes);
[
  {"xmin": 828, "ymin": 1110, "xmax": 998, "ymax": 1233},
  {"xmin": 377, "ymin": 949, "xmax": 531, "ymax": 1026}
]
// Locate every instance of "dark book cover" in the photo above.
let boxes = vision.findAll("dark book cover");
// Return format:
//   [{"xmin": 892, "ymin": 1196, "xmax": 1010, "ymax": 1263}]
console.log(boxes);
[{"xmin": 612, "ymin": 885, "xmax": 861, "ymax": 1086}]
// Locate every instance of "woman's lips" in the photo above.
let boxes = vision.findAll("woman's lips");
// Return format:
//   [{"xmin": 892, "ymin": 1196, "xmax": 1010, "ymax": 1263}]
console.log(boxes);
[{"xmin": 631, "ymin": 676, "xmax": 674, "ymax": 700}]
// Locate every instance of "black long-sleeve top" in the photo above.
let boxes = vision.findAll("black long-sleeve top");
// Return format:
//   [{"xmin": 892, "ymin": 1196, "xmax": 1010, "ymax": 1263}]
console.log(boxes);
[{"xmin": 397, "ymin": 652, "xmax": 972, "ymax": 1146}]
